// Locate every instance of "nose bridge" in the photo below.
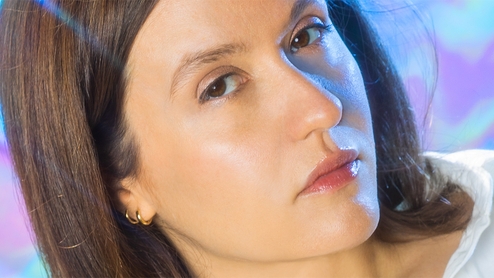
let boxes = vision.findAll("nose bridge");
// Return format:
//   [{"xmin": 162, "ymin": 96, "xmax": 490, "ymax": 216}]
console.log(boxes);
[{"xmin": 271, "ymin": 60, "xmax": 343, "ymax": 141}]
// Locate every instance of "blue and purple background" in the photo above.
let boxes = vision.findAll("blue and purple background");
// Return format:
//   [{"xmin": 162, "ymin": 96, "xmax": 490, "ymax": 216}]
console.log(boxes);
[{"xmin": 1, "ymin": 0, "xmax": 493, "ymax": 277}]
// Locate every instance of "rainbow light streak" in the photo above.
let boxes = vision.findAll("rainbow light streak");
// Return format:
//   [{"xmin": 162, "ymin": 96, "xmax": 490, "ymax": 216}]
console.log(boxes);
[{"xmin": 34, "ymin": 0, "xmax": 124, "ymax": 69}]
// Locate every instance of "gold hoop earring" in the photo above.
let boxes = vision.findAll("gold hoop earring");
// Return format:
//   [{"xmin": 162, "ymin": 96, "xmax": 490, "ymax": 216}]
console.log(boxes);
[
  {"xmin": 136, "ymin": 210, "xmax": 152, "ymax": 225},
  {"xmin": 125, "ymin": 210, "xmax": 139, "ymax": 225}
]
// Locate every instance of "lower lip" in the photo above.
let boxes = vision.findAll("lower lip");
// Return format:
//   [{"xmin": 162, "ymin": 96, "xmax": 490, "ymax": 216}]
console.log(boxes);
[{"xmin": 300, "ymin": 160, "xmax": 360, "ymax": 196}]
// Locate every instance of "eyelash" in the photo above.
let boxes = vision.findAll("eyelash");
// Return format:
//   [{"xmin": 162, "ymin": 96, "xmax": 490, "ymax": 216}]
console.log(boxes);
[
  {"xmin": 290, "ymin": 22, "xmax": 333, "ymax": 53},
  {"xmin": 199, "ymin": 71, "xmax": 248, "ymax": 104}
]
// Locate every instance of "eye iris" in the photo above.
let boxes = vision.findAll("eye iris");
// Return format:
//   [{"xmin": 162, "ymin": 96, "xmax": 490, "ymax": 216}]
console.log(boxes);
[
  {"xmin": 291, "ymin": 27, "xmax": 323, "ymax": 52},
  {"xmin": 293, "ymin": 30, "xmax": 311, "ymax": 49},
  {"xmin": 208, "ymin": 79, "xmax": 227, "ymax": 97}
]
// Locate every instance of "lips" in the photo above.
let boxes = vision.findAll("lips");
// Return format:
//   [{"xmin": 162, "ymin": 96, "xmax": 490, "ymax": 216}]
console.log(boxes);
[{"xmin": 299, "ymin": 149, "xmax": 360, "ymax": 197}]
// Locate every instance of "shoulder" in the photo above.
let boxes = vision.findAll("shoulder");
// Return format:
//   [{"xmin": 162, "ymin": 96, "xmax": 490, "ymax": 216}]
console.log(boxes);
[
  {"xmin": 424, "ymin": 149, "xmax": 494, "ymax": 179},
  {"xmin": 424, "ymin": 150, "xmax": 494, "ymax": 278},
  {"xmin": 425, "ymin": 150, "xmax": 494, "ymax": 205}
]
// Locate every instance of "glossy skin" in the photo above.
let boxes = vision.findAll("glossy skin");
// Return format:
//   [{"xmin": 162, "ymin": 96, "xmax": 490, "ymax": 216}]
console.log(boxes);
[{"xmin": 121, "ymin": 0, "xmax": 380, "ymax": 275}]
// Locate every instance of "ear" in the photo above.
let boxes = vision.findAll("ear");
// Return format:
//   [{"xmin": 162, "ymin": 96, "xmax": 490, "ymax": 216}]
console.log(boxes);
[{"xmin": 117, "ymin": 178, "xmax": 157, "ymax": 224}]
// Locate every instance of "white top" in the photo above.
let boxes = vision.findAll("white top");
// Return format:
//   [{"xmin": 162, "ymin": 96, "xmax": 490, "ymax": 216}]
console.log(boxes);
[{"xmin": 425, "ymin": 150, "xmax": 494, "ymax": 278}]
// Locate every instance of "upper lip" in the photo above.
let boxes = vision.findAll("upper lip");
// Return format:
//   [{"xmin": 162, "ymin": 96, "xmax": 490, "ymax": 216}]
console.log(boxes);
[{"xmin": 302, "ymin": 149, "xmax": 359, "ymax": 192}]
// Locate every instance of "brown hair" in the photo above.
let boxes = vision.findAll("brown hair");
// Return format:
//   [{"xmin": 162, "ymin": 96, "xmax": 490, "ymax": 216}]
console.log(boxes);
[
  {"xmin": 0, "ymin": 0, "xmax": 190, "ymax": 276},
  {"xmin": 0, "ymin": 0, "xmax": 472, "ymax": 276}
]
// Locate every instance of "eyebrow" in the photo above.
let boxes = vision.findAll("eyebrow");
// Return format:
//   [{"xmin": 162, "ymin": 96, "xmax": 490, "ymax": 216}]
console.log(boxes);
[
  {"xmin": 169, "ymin": 0, "xmax": 319, "ymax": 97},
  {"xmin": 170, "ymin": 43, "xmax": 246, "ymax": 97}
]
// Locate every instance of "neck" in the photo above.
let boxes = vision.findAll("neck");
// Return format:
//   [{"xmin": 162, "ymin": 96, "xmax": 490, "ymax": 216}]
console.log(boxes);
[
  {"xmin": 185, "ymin": 237, "xmax": 405, "ymax": 278},
  {"xmin": 178, "ymin": 231, "xmax": 462, "ymax": 278}
]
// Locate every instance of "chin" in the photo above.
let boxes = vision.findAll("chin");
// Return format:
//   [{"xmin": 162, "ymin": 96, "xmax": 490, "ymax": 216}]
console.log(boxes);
[
  {"xmin": 318, "ymin": 202, "xmax": 379, "ymax": 257},
  {"xmin": 292, "ymin": 180, "xmax": 380, "ymax": 260}
]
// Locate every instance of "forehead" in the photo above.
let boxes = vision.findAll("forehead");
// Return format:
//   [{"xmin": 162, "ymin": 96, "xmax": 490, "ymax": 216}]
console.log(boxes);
[
  {"xmin": 128, "ymin": 0, "xmax": 329, "ymax": 72},
  {"xmin": 144, "ymin": 0, "xmax": 327, "ymax": 34}
]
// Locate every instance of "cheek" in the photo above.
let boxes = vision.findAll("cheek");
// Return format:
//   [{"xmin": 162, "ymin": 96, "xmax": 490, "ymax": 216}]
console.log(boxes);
[{"xmin": 134, "ymin": 102, "xmax": 298, "ymax": 256}]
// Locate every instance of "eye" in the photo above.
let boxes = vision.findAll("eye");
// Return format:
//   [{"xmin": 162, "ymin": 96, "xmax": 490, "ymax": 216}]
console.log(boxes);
[
  {"xmin": 290, "ymin": 23, "xmax": 331, "ymax": 53},
  {"xmin": 200, "ymin": 73, "xmax": 245, "ymax": 102}
]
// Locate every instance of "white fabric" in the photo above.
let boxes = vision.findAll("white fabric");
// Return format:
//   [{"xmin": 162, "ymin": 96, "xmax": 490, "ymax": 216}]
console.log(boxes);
[{"xmin": 424, "ymin": 150, "xmax": 494, "ymax": 278}]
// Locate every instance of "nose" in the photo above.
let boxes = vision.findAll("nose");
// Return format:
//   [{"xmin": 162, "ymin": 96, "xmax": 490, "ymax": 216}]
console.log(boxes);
[{"xmin": 280, "ymin": 68, "xmax": 343, "ymax": 141}]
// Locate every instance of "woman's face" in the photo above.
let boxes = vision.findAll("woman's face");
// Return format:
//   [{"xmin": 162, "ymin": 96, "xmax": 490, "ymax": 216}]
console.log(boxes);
[{"xmin": 124, "ymin": 0, "xmax": 379, "ymax": 263}]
